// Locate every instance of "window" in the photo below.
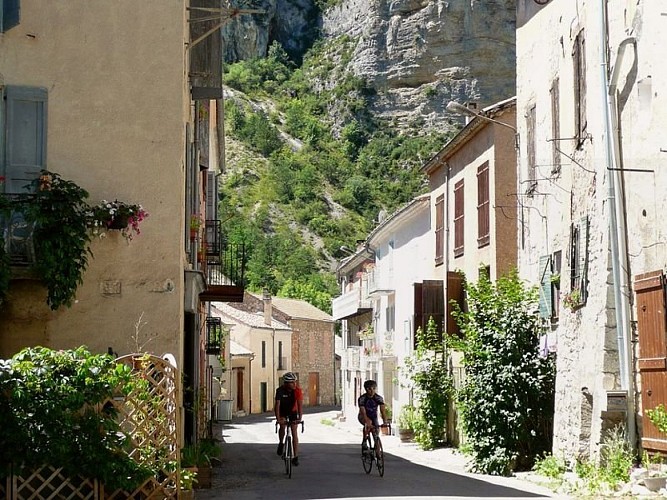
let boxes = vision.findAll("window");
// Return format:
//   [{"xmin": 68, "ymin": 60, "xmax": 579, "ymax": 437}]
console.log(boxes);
[
  {"xmin": 413, "ymin": 280, "xmax": 444, "ymax": 346},
  {"xmin": 1, "ymin": 86, "xmax": 47, "ymax": 194},
  {"xmin": 538, "ymin": 255, "xmax": 553, "ymax": 320},
  {"xmin": 261, "ymin": 341, "xmax": 266, "ymax": 368},
  {"xmin": 569, "ymin": 216, "xmax": 589, "ymax": 304},
  {"xmin": 477, "ymin": 162, "xmax": 490, "ymax": 247},
  {"xmin": 1, "ymin": 0, "xmax": 20, "ymax": 32},
  {"xmin": 526, "ymin": 104, "xmax": 537, "ymax": 194},
  {"xmin": 551, "ymin": 250, "xmax": 562, "ymax": 319},
  {"xmin": 573, "ymin": 29, "xmax": 587, "ymax": 148},
  {"xmin": 446, "ymin": 271, "xmax": 464, "ymax": 337},
  {"xmin": 435, "ymin": 194, "xmax": 444, "ymax": 265},
  {"xmin": 550, "ymin": 78, "xmax": 561, "ymax": 175},
  {"xmin": 386, "ymin": 302, "xmax": 395, "ymax": 332},
  {"xmin": 278, "ymin": 341, "xmax": 284, "ymax": 370},
  {"xmin": 453, "ymin": 180, "xmax": 464, "ymax": 257}
]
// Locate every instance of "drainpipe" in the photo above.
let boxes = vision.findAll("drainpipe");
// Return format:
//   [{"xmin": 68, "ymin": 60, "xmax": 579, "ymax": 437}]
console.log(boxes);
[{"xmin": 599, "ymin": 0, "xmax": 636, "ymax": 449}]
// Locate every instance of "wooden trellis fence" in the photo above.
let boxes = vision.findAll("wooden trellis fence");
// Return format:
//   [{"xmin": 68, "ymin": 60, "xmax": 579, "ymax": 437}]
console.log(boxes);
[{"xmin": 2, "ymin": 354, "xmax": 182, "ymax": 500}]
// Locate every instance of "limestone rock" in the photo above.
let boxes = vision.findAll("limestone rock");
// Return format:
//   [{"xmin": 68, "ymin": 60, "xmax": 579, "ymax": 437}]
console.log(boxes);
[{"xmin": 222, "ymin": 0, "xmax": 516, "ymax": 131}]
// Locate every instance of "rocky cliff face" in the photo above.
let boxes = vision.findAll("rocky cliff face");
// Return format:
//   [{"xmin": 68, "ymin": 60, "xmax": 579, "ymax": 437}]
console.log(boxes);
[
  {"xmin": 221, "ymin": 0, "xmax": 319, "ymax": 63},
  {"xmin": 222, "ymin": 0, "xmax": 516, "ymax": 130}
]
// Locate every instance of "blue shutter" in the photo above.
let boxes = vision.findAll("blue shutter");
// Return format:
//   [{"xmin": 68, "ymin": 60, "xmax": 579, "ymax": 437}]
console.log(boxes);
[
  {"xmin": 538, "ymin": 255, "xmax": 552, "ymax": 319},
  {"xmin": 1, "ymin": 0, "xmax": 20, "ymax": 32},
  {"xmin": 5, "ymin": 86, "xmax": 47, "ymax": 193}
]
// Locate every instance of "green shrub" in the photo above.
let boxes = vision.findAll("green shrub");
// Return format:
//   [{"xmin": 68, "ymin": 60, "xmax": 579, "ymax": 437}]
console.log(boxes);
[
  {"xmin": 451, "ymin": 268, "xmax": 556, "ymax": 475},
  {"xmin": 400, "ymin": 318, "xmax": 453, "ymax": 450},
  {"xmin": 533, "ymin": 454, "xmax": 566, "ymax": 479},
  {"xmin": 0, "ymin": 347, "xmax": 155, "ymax": 490}
]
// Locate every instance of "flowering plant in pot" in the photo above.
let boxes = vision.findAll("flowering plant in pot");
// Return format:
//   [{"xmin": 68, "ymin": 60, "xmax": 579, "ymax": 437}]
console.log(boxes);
[{"xmin": 89, "ymin": 199, "xmax": 148, "ymax": 241}]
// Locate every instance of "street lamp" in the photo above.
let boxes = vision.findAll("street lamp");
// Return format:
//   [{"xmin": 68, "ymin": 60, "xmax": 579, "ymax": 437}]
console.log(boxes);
[{"xmin": 446, "ymin": 101, "xmax": 519, "ymax": 150}]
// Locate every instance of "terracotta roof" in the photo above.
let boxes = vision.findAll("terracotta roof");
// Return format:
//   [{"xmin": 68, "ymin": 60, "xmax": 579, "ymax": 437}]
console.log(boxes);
[
  {"xmin": 211, "ymin": 303, "xmax": 291, "ymax": 330},
  {"xmin": 247, "ymin": 293, "xmax": 333, "ymax": 322}
]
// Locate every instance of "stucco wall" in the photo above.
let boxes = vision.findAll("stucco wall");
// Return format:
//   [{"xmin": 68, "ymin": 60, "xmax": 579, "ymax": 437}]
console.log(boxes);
[
  {"xmin": 0, "ymin": 1, "xmax": 188, "ymax": 365},
  {"xmin": 515, "ymin": 0, "xmax": 656, "ymax": 460},
  {"xmin": 290, "ymin": 318, "xmax": 335, "ymax": 406}
]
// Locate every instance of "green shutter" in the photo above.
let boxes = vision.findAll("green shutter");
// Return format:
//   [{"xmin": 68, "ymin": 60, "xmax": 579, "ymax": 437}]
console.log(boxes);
[
  {"xmin": 4, "ymin": 86, "xmax": 47, "ymax": 193},
  {"xmin": 538, "ymin": 255, "xmax": 552, "ymax": 319}
]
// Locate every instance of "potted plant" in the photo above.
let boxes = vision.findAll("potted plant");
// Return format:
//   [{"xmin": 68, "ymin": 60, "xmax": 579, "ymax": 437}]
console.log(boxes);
[
  {"xmin": 179, "ymin": 467, "xmax": 197, "ymax": 499},
  {"xmin": 381, "ymin": 405, "xmax": 392, "ymax": 435},
  {"xmin": 398, "ymin": 404, "xmax": 418, "ymax": 442},
  {"xmin": 562, "ymin": 289, "xmax": 582, "ymax": 311},
  {"xmin": 180, "ymin": 438, "xmax": 221, "ymax": 489},
  {"xmin": 189, "ymin": 214, "xmax": 203, "ymax": 240},
  {"xmin": 643, "ymin": 407, "xmax": 667, "ymax": 491},
  {"xmin": 89, "ymin": 199, "xmax": 148, "ymax": 241}
]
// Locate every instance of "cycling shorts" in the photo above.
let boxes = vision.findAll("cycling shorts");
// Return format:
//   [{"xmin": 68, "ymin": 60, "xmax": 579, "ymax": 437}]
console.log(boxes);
[{"xmin": 358, "ymin": 413, "xmax": 379, "ymax": 429}]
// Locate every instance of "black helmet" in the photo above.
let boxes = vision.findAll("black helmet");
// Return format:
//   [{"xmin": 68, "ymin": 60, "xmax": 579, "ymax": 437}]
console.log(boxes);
[
  {"xmin": 283, "ymin": 372, "xmax": 297, "ymax": 383},
  {"xmin": 363, "ymin": 380, "xmax": 377, "ymax": 390}
]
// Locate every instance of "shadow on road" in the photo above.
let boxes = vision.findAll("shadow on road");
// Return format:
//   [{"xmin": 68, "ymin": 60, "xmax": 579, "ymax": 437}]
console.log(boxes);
[{"xmin": 207, "ymin": 412, "xmax": 548, "ymax": 499}]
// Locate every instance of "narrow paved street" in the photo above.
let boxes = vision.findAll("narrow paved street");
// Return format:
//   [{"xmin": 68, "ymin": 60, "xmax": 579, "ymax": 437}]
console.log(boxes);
[{"xmin": 195, "ymin": 408, "xmax": 563, "ymax": 500}]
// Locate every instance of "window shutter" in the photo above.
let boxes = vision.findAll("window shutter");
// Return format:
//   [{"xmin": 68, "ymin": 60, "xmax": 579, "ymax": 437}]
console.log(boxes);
[
  {"xmin": 206, "ymin": 170, "xmax": 218, "ymax": 221},
  {"xmin": 413, "ymin": 282, "xmax": 423, "ymax": 345},
  {"xmin": 538, "ymin": 255, "xmax": 553, "ymax": 319},
  {"xmin": 435, "ymin": 194, "xmax": 444, "ymax": 264},
  {"xmin": 477, "ymin": 162, "xmax": 490, "ymax": 247},
  {"xmin": 550, "ymin": 78, "xmax": 561, "ymax": 175},
  {"xmin": 4, "ymin": 86, "xmax": 47, "ymax": 193},
  {"xmin": 578, "ymin": 216, "xmax": 589, "ymax": 303},
  {"xmin": 453, "ymin": 180, "xmax": 464, "ymax": 257},
  {"xmin": 1, "ymin": 0, "xmax": 20, "ymax": 32},
  {"xmin": 446, "ymin": 271, "xmax": 464, "ymax": 337},
  {"xmin": 423, "ymin": 280, "xmax": 444, "ymax": 342}
]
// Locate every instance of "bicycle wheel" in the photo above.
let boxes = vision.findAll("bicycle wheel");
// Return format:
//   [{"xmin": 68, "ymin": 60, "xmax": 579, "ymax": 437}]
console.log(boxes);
[
  {"xmin": 285, "ymin": 435, "xmax": 293, "ymax": 478},
  {"xmin": 375, "ymin": 436, "xmax": 385, "ymax": 477},
  {"xmin": 361, "ymin": 436, "xmax": 373, "ymax": 474}
]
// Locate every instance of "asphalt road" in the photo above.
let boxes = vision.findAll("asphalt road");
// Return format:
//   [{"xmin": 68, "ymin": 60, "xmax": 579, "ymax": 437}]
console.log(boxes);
[{"xmin": 194, "ymin": 408, "xmax": 562, "ymax": 500}]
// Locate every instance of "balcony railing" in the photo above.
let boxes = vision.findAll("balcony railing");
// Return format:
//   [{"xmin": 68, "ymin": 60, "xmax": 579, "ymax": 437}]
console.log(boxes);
[
  {"xmin": 332, "ymin": 280, "xmax": 372, "ymax": 321},
  {"xmin": 205, "ymin": 316, "xmax": 222, "ymax": 355},
  {"xmin": 365, "ymin": 267, "xmax": 394, "ymax": 298},
  {"xmin": 199, "ymin": 241, "xmax": 247, "ymax": 302},
  {"xmin": 205, "ymin": 219, "xmax": 221, "ymax": 256}
]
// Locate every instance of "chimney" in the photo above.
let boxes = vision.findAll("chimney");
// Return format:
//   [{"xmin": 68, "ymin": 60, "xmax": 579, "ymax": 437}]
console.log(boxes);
[{"xmin": 262, "ymin": 288, "xmax": 272, "ymax": 326}]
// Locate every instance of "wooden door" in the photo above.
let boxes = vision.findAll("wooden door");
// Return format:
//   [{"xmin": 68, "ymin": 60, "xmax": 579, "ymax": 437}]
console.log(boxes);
[
  {"xmin": 309, "ymin": 372, "xmax": 319, "ymax": 406},
  {"xmin": 236, "ymin": 369, "xmax": 244, "ymax": 412},
  {"xmin": 634, "ymin": 271, "xmax": 667, "ymax": 451}
]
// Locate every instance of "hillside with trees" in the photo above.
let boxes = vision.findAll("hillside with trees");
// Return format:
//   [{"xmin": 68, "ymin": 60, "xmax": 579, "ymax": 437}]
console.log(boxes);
[{"xmin": 219, "ymin": 38, "xmax": 451, "ymax": 312}]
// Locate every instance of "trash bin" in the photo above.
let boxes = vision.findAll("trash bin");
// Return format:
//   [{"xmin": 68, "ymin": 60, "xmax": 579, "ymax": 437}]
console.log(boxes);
[{"xmin": 216, "ymin": 399, "xmax": 233, "ymax": 422}]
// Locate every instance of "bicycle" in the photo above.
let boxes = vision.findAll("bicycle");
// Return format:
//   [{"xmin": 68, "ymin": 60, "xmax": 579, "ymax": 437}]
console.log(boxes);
[
  {"xmin": 361, "ymin": 423, "xmax": 390, "ymax": 476},
  {"xmin": 275, "ymin": 418, "xmax": 304, "ymax": 478}
]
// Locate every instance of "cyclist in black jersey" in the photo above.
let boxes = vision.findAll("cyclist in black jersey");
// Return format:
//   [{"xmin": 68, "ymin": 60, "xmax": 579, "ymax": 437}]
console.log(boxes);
[
  {"xmin": 275, "ymin": 372, "xmax": 303, "ymax": 465},
  {"xmin": 357, "ymin": 380, "xmax": 387, "ymax": 453}
]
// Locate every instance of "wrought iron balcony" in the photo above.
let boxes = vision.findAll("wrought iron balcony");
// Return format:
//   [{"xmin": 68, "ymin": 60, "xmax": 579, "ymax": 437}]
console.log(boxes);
[
  {"xmin": 199, "ymin": 241, "xmax": 246, "ymax": 302},
  {"xmin": 205, "ymin": 316, "xmax": 223, "ymax": 355},
  {"xmin": 204, "ymin": 219, "xmax": 221, "ymax": 256}
]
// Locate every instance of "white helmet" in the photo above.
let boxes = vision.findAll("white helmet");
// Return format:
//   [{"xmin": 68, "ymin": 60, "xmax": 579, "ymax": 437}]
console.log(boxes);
[{"xmin": 283, "ymin": 372, "xmax": 297, "ymax": 382}]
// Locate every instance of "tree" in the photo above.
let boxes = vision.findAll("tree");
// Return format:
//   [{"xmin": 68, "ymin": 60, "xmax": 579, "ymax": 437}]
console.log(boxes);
[
  {"xmin": 400, "ymin": 317, "xmax": 453, "ymax": 450},
  {"xmin": 451, "ymin": 268, "xmax": 556, "ymax": 475}
]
